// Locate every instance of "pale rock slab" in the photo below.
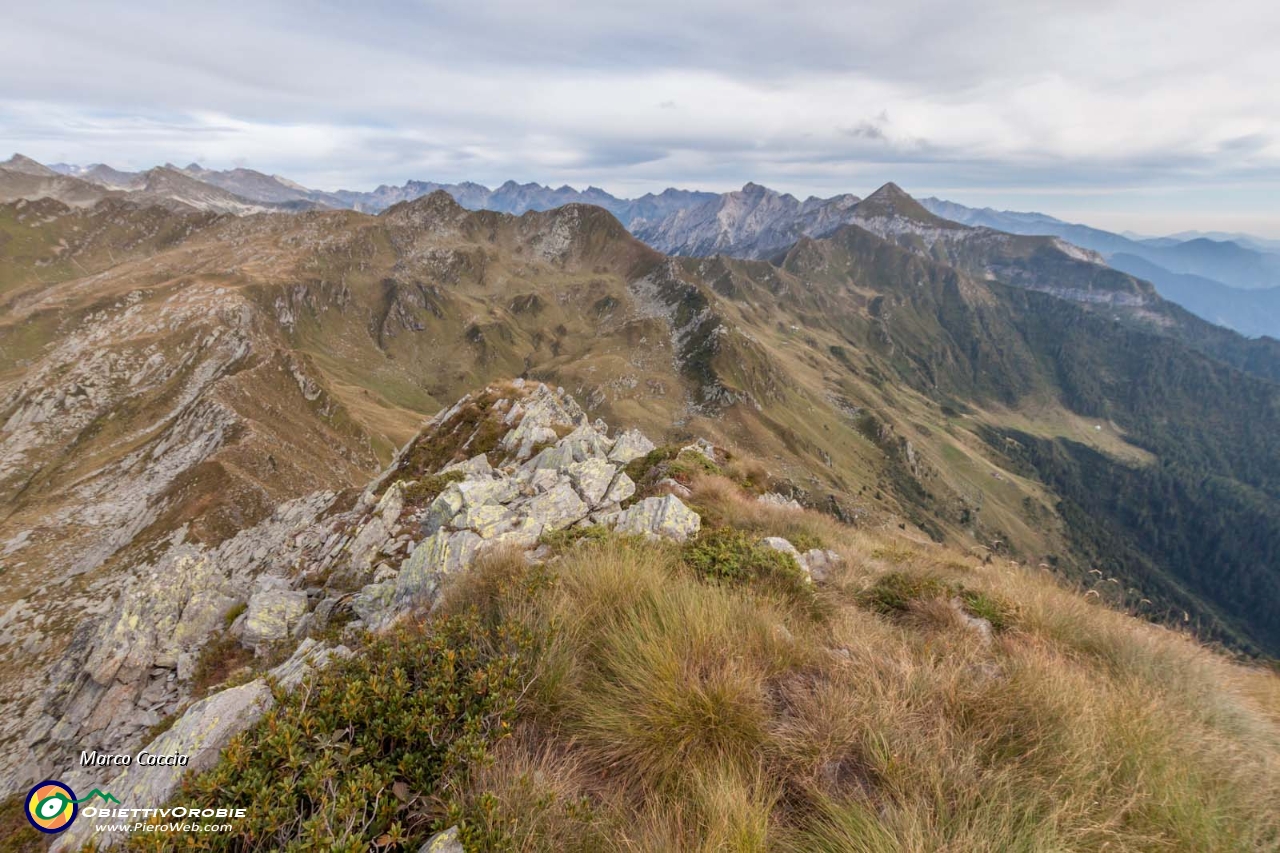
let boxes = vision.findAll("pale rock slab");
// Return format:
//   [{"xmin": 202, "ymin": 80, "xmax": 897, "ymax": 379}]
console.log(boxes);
[
  {"xmin": 602, "ymin": 495, "xmax": 701, "ymax": 541},
  {"xmin": 607, "ymin": 428, "xmax": 656, "ymax": 464}
]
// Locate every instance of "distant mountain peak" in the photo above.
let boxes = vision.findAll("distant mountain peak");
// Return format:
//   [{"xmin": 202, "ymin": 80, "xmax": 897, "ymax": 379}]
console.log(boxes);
[
  {"xmin": 1, "ymin": 153, "xmax": 57, "ymax": 177},
  {"xmin": 382, "ymin": 188, "xmax": 468, "ymax": 223},
  {"xmin": 856, "ymin": 182, "xmax": 949, "ymax": 225}
]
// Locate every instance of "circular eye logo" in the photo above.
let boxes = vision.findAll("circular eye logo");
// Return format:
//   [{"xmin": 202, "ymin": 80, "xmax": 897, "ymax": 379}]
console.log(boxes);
[{"xmin": 25, "ymin": 780, "xmax": 78, "ymax": 834}]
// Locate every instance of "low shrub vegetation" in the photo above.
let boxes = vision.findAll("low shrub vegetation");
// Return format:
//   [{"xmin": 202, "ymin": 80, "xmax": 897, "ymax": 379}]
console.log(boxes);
[
  {"xmin": 134, "ymin": 608, "xmax": 535, "ymax": 852},
  {"xmin": 400, "ymin": 469, "xmax": 466, "ymax": 507}
]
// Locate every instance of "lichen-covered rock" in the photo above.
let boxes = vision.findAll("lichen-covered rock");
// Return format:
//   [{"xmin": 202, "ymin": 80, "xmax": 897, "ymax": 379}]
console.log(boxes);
[
  {"xmin": 269, "ymin": 638, "xmax": 352, "ymax": 690},
  {"xmin": 419, "ymin": 825, "xmax": 464, "ymax": 853},
  {"xmin": 422, "ymin": 478, "xmax": 516, "ymax": 534},
  {"xmin": 681, "ymin": 437, "xmax": 721, "ymax": 463},
  {"xmin": 559, "ymin": 423, "xmax": 613, "ymax": 462},
  {"xmin": 522, "ymin": 480, "xmax": 589, "ymax": 531},
  {"xmin": 499, "ymin": 384, "xmax": 588, "ymax": 460},
  {"xmin": 655, "ymin": 477, "xmax": 692, "ymax": 498},
  {"xmin": 608, "ymin": 428, "xmax": 656, "ymax": 464},
  {"xmin": 394, "ymin": 529, "xmax": 482, "ymax": 606},
  {"xmin": 241, "ymin": 587, "xmax": 308, "ymax": 650},
  {"xmin": 761, "ymin": 536, "xmax": 801, "ymax": 560},
  {"xmin": 441, "ymin": 453, "xmax": 495, "ymax": 478},
  {"xmin": 351, "ymin": 581, "xmax": 396, "ymax": 623},
  {"xmin": 567, "ymin": 458, "xmax": 620, "ymax": 506},
  {"xmin": 453, "ymin": 503, "xmax": 518, "ymax": 538},
  {"xmin": 603, "ymin": 495, "xmax": 701, "ymax": 541},
  {"xmin": 603, "ymin": 470, "xmax": 636, "ymax": 505}
]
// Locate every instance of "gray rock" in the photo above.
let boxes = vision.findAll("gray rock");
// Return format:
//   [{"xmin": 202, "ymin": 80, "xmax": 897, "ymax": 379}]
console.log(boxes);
[
  {"xmin": 394, "ymin": 529, "xmax": 482, "ymax": 606},
  {"xmin": 800, "ymin": 548, "xmax": 842, "ymax": 583},
  {"xmin": 567, "ymin": 458, "xmax": 619, "ymax": 506},
  {"xmin": 419, "ymin": 825, "xmax": 464, "ymax": 853},
  {"xmin": 351, "ymin": 581, "xmax": 396, "ymax": 622},
  {"xmin": 603, "ymin": 471, "xmax": 636, "ymax": 505},
  {"xmin": 441, "ymin": 453, "xmax": 495, "ymax": 478},
  {"xmin": 522, "ymin": 481, "xmax": 589, "ymax": 531},
  {"xmin": 655, "ymin": 477, "xmax": 692, "ymax": 498},
  {"xmin": 608, "ymin": 428, "xmax": 656, "ymax": 464},
  {"xmin": 559, "ymin": 423, "xmax": 613, "ymax": 461},
  {"xmin": 602, "ymin": 495, "xmax": 701, "ymax": 541},
  {"xmin": 52, "ymin": 680, "xmax": 273, "ymax": 852},
  {"xmin": 241, "ymin": 588, "xmax": 308, "ymax": 650},
  {"xmin": 758, "ymin": 492, "xmax": 803, "ymax": 511},
  {"xmin": 268, "ymin": 638, "xmax": 352, "ymax": 690},
  {"xmin": 761, "ymin": 536, "xmax": 801, "ymax": 560}
]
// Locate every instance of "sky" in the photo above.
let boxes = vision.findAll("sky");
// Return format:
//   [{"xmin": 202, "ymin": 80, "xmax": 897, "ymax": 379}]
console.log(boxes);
[{"xmin": 2, "ymin": 0, "xmax": 1279, "ymax": 237}]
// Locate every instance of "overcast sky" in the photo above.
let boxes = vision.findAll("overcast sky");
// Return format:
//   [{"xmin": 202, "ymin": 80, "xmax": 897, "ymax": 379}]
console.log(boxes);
[{"xmin": 2, "ymin": 0, "xmax": 1278, "ymax": 236}]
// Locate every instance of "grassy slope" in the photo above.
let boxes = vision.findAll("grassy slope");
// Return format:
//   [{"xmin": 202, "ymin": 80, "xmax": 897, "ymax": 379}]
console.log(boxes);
[{"xmin": 128, "ymin": 470, "xmax": 1280, "ymax": 853}]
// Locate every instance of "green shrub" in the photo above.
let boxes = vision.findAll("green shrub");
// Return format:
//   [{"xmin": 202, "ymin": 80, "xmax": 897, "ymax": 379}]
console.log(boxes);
[
  {"xmin": 624, "ymin": 445, "xmax": 679, "ymax": 485},
  {"xmin": 957, "ymin": 589, "xmax": 1018, "ymax": 633},
  {"xmin": 682, "ymin": 527, "xmax": 812, "ymax": 606},
  {"xmin": 539, "ymin": 524, "xmax": 612, "ymax": 554},
  {"xmin": 857, "ymin": 572, "xmax": 951, "ymax": 616},
  {"xmin": 625, "ymin": 446, "xmax": 723, "ymax": 495},
  {"xmin": 222, "ymin": 601, "xmax": 247, "ymax": 629},
  {"xmin": 135, "ymin": 610, "xmax": 535, "ymax": 852},
  {"xmin": 859, "ymin": 571, "xmax": 1018, "ymax": 632},
  {"xmin": 400, "ymin": 469, "xmax": 466, "ymax": 507},
  {"xmin": 0, "ymin": 792, "xmax": 44, "ymax": 853}
]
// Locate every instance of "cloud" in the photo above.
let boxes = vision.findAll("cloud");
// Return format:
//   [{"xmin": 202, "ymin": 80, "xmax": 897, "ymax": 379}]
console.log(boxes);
[{"xmin": 0, "ymin": 0, "xmax": 1278, "ymax": 234}]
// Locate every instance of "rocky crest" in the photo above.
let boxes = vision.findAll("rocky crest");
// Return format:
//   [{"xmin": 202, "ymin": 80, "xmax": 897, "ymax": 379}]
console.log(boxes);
[{"xmin": 40, "ymin": 380, "xmax": 776, "ymax": 848}]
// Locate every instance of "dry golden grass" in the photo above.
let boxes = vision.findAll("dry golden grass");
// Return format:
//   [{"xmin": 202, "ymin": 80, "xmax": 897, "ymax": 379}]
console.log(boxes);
[{"xmin": 435, "ymin": 476, "xmax": 1280, "ymax": 852}]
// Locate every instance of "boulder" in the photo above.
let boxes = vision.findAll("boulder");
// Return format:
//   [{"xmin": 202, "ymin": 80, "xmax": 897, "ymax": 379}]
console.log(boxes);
[
  {"xmin": 441, "ymin": 453, "xmax": 494, "ymax": 478},
  {"xmin": 603, "ymin": 471, "xmax": 636, "ymax": 505},
  {"xmin": 655, "ymin": 477, "xmax": 692, "ymax": 498},
  {"xmin": 761, "ymin": 536, "xmax": 801, "ymax": 560},
  {"xmin": 800, "ymin": 548, "xmax": 842, "ymax": 583},
  {"xmin": 522, "ymin": 481, "xmax": 589, "ymax": 531},
  {"xmin": 603, "ymin": 495, "xmax": 701, "ymax": 541},
  {"xmin": 453, "ymin": 503, "xmax": 518, "ymax": 538},
  {"xmin": 241, "ymin": 588, "xmax": 308, "ymax": 650},
  {"xmin": 394, "ymin": 529, "xmax": 482, "ymax": 606},
  {"xmin": 559, "ymin": 423, "xmax": 613, "ymax": 461},
  {"xmin": 567, "ymin": 458, "xmax": 619, "ymax": 506},
  {"xmin": 758, "ymin": 492, "xmax": 803, "ymax": 511},
  {"xmin": 268, "ymin": 638, "xmax": 352, "ymax": 690},
  {"xmin": 608, "ymin": 428, "xmax": 656, "ymax": 464}
]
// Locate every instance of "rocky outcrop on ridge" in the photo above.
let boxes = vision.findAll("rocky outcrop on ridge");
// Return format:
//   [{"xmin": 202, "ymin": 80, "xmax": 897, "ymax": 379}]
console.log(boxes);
[{"xmin": 33, "ymin": 380, "xmax": 716, "ymax": 843}]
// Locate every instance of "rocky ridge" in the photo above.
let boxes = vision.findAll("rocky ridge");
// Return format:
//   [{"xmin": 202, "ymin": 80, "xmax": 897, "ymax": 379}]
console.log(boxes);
[{"xmin": 39, "ymin": 379, "xmax": 837, "ymax": 849}]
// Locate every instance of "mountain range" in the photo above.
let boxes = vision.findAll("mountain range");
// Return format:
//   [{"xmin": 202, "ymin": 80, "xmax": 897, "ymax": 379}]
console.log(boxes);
[{"xmin": 9, "ymin": 153, "xmax": 1279, "ymax": 340}]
